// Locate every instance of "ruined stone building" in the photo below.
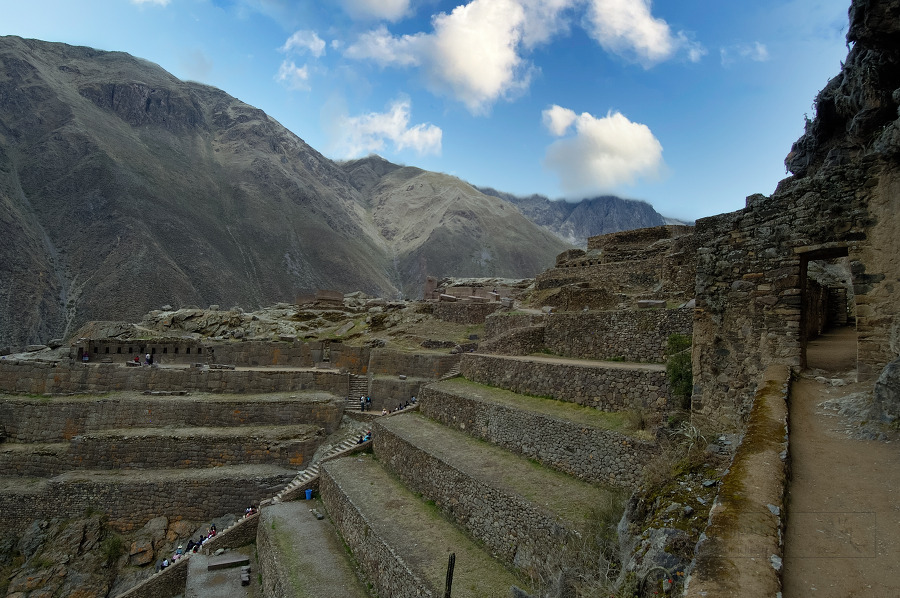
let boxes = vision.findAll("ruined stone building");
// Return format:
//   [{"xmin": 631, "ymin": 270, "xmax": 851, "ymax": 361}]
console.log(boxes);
[{"xmin": 691, "ymin": 0, "xmax": 900, "ymax": 424}]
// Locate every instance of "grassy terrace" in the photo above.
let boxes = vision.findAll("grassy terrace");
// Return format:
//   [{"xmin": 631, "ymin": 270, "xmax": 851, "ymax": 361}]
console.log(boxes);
[
  {"xmin": 325, "ymin": 454, "xmax": 527, "ymax": 598},
  {"xmin": 379, "ymin": 412, "xmax": 622, "ymax": 526},
  {"xmin": 430, "ymin": 377, "xmax": 650, "ymax": 438}
]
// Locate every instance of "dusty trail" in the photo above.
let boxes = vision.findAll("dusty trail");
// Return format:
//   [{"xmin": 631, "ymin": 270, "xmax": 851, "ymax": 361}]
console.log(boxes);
[{"xmin": 783, "ymin": 328, "xmax": 900, "ymax": 597}]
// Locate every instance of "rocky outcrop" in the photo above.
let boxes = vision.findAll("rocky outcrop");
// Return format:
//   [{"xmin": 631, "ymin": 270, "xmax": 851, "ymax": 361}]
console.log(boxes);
[{"xmin": 785, "ymin": 0, "xmax": 900, "ymax": 177}]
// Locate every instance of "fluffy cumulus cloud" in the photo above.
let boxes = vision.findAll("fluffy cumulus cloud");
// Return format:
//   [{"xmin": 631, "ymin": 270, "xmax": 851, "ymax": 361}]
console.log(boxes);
[
  {"xmin": 335, "ymin": 99, "xmax": 442, "ymax": 158},
  {"xmin": 345, "ymin": 0, "xmax": 530, "ymax": 113},
  {"xmin": 281, "ymin": 30, "xmax": 326, "ymax": 57},
  {"xmin": 720, "ymin": 42, "xmax": 769, "ymax": 66},
  {"xmin": 542, "ymin": 105, "xmax": 663, "ymax": 195},
  {"xmin": 339, "ymin": 0, "xmax": 411, "ymax": 22},
  {"xmin": 584, "ymin": 0, "xmax": 677, "ymax": 66},
  {"xmin": 345, "ymin": 0, "xmax": 702, "ymax": 112}
]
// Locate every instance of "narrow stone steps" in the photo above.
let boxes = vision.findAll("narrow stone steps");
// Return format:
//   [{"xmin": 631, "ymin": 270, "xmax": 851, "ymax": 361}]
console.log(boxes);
[
  {"xmin": 321, "ymin": 453, "xmax": 528, "ymax": 598},
  {"xmin": 373, "ymin": 412, "xmax": 620, "ymax": 570},
  {"xmin": 271, "ymin": 437, "xmax": 364, "ymax": 503},
  {"xmin": 346, "ymin": 374, "xmax": 369, "ymax": 411}
]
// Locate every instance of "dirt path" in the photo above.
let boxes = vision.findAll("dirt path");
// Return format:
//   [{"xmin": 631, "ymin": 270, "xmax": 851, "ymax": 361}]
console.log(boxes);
[
  {"xmin": 783, "ymin": 328, "xmax": 900, "ymax": 597},
  {"xmin": 488, "ymin": 353, "xmax": 665, "ymax": 371}
]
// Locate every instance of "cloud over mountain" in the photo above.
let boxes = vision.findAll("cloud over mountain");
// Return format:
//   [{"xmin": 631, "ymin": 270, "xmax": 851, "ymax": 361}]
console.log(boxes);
[{"xmin": 542, "ymin": 106, "xmax": 664, "ymax": 195}]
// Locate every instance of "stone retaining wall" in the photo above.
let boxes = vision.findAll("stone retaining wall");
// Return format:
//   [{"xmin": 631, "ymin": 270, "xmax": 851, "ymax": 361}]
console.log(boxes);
[
  {"xmin": 477, "ymin": 325, "xmax": 546, "ymax": 356},
  {"xmin": 419, "ymin": 387, "xmax": 655, "ymax": 487},
  {"xmin": 0, "ymin": 470, "xmax": 294, "ymax": 534},
  {"xmin": 460, "ymin": 354, "xmax": 670, "ymax": 412},
  {"xmin": 373, "ymin": 419, "xmax": 574, "ymax": 571},
  {"xmin": 0, "ymin": 395, "xmax": 343, "ymax": 442},
  {"xmin": 319, "ymin": 461, "xmax": 434, "ymax": 598},
  {"xmin": 0, "ymin": 361, "xmax": 348, "ymax": 396},
  {"xmin": 544, "ymin": 308, "xmax": 693, "ymax": 363},
  {"xmin": 484, "ymin": 313, "xmax": 546, "ymax": 339},
  {"xmin": 432, "ymin": 302, "xmax": 501, "ymax": 324},
  {"xmin": 368, "ymin": 349, "xmax": 460, "ymax": 378},
  {"xmin": 114, "ymin": 553, "xmax": 189, "ymax": 598},
  {"xmin": 0, "ymin": 428, "xmax": 321, "ymax": 475},
  {"xmin": 369, "ymin": 376, "xmax": 425, "ymax": 409}
]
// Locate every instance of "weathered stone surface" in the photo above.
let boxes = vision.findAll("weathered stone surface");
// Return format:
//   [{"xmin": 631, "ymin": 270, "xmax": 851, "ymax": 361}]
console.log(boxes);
[{"xmin": 874, "ymin": 357, "xmax": 900, "ymax": 421}]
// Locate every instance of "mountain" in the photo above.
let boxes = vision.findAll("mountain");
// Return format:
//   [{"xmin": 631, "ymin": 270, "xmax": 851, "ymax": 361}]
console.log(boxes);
[
  {"xmin": 341, "ymin": 156, "xmax": 572, "ymax": 298},
  {"xmin": 477, "ymin": 187, "xmax": 668, "ymax": 247},
  {"xmin": 0, "ymin": 36, "xmax": 571, "ymax": 347}
]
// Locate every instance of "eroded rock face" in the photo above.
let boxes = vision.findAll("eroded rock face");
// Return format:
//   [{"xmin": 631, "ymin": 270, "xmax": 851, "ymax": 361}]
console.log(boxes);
[
  {"xmin": 786, "ymin": 0, "xmax": 900, "ymax": 177},
  {"xmin": 874, "ymin": 357, "xmax": 900, "ymax": 421}
]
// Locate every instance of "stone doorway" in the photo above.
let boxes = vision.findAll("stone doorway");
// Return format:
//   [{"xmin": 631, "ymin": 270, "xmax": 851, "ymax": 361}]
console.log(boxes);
[{"xmin": 798, "ymin": 247, "xmax": 855, "ymax": 371}]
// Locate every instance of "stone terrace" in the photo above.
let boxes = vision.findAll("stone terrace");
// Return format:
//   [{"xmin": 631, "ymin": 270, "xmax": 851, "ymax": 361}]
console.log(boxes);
[
  {"xmin": 320, "ymin": 453, "xmax": 529, "ymax": 598},
  {"xmin": 460, "ymin": 353, "xmax": 670, "ymax": 412},
  {"xmin": 420, "ymin": 379, "xmax": 657, "ymax": 487},
  {"xmin": 373, "ymin": 412, "xmax": 622, "ymax": 573}
]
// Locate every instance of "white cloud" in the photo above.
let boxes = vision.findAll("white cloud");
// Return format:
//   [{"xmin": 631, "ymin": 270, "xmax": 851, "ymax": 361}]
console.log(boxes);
[
  {"xmin": 543, "ymin": 108, "xmax": 664, "ymax": 195},
  {"xmin": 345, "ymin": 0, "xmax": 530, "ymax": 114},
  {"xmin": 518, "ymin": 0, "xmax": 579, "ymax": 48},
  {"xmin": 345, "ymin": 0, "xmax": 701, "ymax": 111},
  {"xmin": 427, "ymin": 0, "xmax": 529, "ymax": 112},
  {"xmin": 275, "ymin": 60, "xmax": 310, "ymax": 90},
  {"xmin": 542, "ymin": 104, "xmax": 577, "ymax": 136},
  {"xmin": 281, "ymin": 30, "xmax": 326, "ymax": 57},
  {"xmin": 339, "ymin": 0, "xmax": 411, "ymax": 22},
  {"xmin": 584, "ymin": 0, "xmax": 676, "ymax": 66},
  {"xmin": 344, "ymin": 26, "xmax": 424, "ymax": 67},
  {"xmin": 720, "ymin": 42, "xmax": 769, "ymax": 66},
  {"xmin": 131, "ymin": 0, "xmax": 170, "ymax": 5},
  {"xmin": 335, "ymin": 99, "xmax": 442, "ymax": 158}
]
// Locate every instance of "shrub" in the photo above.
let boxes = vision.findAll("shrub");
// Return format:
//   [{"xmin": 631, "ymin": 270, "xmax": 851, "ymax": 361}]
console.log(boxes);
[{"xmin": 665, "ymin": 334, "xmax": 692, "ymax": 409}]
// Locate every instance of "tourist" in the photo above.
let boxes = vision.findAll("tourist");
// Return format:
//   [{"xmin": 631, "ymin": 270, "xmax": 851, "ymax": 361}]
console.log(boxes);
[
  {"xmin": 381, "ymin": 408, "xmax": 387, "ymax": 416},
  {"xmin": 359, "ymin": 397, "xmax": 365, "ymax": 411},
  {"xmin": 145, "ymin": 353, "xmax": 151, "ymax": 365},
  {"xmin": 365, "ymin": 396, "xmax": 371, "ymax": 410}
]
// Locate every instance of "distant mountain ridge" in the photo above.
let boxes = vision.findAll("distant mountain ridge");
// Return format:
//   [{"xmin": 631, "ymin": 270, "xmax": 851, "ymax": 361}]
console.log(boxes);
[
  {"xmin": 0, "ymin": 36, "xmax": 681, "ymax": 347},
  {"xmin": 477, "ymin": 187, "xmax": 668, "ymax": 247},
  {"xmin": 0, "ymin": 36, "xmax": 574, "ymax": 346}
]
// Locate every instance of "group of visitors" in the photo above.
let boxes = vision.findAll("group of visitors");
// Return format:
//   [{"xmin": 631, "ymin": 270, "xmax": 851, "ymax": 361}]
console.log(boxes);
[
  {"xmin": 358, "ymin": 396, "xmax": 372, "ymax": 411},
  {"xmin": 153, "ymin": 524, "xmax": 217, "ymax": 573},
  {"xmin": 380, "ymin": 396, "xmax": 417, "ymax": 416},
  {"xmin": 356, "ymin": 430, "xmax": 372, "ymax": 444}
]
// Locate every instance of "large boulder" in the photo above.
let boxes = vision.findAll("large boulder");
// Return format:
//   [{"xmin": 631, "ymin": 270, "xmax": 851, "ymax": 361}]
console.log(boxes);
[{"xmin": 874, "ymin": 357, "xmax": 900, "ymax": 421}]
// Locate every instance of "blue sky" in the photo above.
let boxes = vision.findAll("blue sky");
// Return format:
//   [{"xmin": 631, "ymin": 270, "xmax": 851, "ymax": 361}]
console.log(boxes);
[{"xmin": 1, "ymin": 0, "xmax": 850, "ymax": 221}]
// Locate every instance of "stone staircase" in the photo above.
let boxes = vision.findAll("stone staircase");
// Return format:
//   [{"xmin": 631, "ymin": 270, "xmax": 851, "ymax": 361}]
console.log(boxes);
[
  {"xmin": 271, "ymin": 429, "xmax": 367, "ymax": 504},
  {"xmin": 439, "ymin": 363, "xmax": 461, "ymax": 380},
  {"xmin": 346, "ymin": 373, "xmax": 368, "ymax": 410}
]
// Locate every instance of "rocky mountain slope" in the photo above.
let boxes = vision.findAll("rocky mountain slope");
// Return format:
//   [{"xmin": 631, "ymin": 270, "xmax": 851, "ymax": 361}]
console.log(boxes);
[
  {"xmin": 478, "ymin": 187, "xmax": 667, "ymax": 246},
  {"xmin": 0, "ymin": 37, "xmax": 574, "ymax": 347}
]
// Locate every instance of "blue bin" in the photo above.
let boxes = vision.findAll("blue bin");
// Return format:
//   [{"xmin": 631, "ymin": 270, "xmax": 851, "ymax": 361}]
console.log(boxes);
[{"xmin": 305, "ymin": 488, "xmax": 313, "ymax": 500}]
